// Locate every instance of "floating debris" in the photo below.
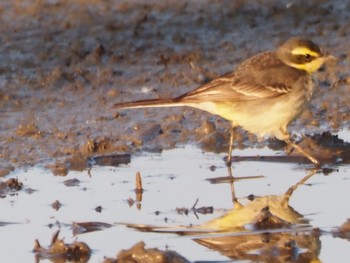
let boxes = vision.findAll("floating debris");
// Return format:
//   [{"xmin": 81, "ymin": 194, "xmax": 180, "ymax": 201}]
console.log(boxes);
[
  {"xmin": 33, "ymin": 230, "xmax": 91, "ymax": 262},
  {"xmin": 63, "ymin": 178, "xmax": 81, "ymax": 187},
  {"xmin": 333, "ymin": 219, "xmax": 350, "ymax": 240},
  {"xmin": 72, "ymin": 221, "xmax": 113, "ymax": 236},
  {"xmin": 176, "ymin": 199, "xmax": 213, "ymax": 218},
  {"xmin": 51, "ymin": 200, "xmax": 62, "ymax": 211},
  {"xmin": 91, "ymin": 154, "xmax": 131, "ymax": 167},
  {"xmin": 103, "ymin": 241, "xmax": 189, "ymax": 263},
  {"xmin": 0, "ymin": 178, "xmax": 23, "ymax": 197}
]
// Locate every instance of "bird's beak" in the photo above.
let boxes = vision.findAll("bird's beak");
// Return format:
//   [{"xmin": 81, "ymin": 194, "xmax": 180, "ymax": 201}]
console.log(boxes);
[
  {"xmin": 325, "ymin": 54, "xmax": 337, "ymax": 61},
  {"xmin": 320, "ymin": 53, "xmax": 338, "ymax": 68},
  {"xmin": 323, "ymin": 53, "xmax": 337, "ymax": 62}
]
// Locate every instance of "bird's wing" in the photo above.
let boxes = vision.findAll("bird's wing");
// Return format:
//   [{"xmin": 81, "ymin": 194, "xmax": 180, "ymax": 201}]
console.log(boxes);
[{"xmin": 179, "ymin": 71, "xmax": 292, "ymax": 103}]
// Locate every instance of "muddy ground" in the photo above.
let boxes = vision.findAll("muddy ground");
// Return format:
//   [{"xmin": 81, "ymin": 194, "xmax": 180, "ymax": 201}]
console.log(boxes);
[{"xmin": 1, "ymin": 0, "xmax": 350, "ymax": 175}]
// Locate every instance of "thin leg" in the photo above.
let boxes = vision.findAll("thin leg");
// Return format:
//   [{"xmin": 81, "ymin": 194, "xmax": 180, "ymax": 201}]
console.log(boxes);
[
  {"xmin": 226, "ymin": 125, "xmax": 235, "ymax": 166},
  {"xmin": 285, "ymin": 138, "xmax": 319, "ymax": 165},
  {"xmin": 281, "ymin": 129, "xmax": 319, "ymax": 165},
  {"xmin": 227, "ymin": 165, "xmax": 242, "ymax": 208}
]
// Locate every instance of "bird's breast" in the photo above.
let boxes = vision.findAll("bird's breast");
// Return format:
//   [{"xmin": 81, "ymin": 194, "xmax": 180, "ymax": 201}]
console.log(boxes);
[{"xmin": 193, "ymin": 76, "xmax": 315, "ymax": 139}]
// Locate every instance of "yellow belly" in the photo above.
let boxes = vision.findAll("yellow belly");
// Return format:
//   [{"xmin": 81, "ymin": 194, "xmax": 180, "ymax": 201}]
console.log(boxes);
[{"xmin": 192, "ymin": 95, "xmax": 308, "ymax": 140}]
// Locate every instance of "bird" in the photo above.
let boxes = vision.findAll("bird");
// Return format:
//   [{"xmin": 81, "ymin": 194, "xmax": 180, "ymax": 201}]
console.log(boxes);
[{"xmin": 113, "ymin": 37, "xmax": 335, "ymax": 166}]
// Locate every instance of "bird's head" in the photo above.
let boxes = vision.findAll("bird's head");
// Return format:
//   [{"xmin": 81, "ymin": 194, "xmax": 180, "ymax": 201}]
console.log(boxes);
[{"xmin": 277, "ymin": 37, "xmax": 335, "ymax": 73}]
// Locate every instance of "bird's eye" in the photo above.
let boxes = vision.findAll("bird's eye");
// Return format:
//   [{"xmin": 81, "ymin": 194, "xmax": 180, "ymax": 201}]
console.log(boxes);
[{"xmin": 304, "ymin": 54, "xmax": 312, "ymax": 61}]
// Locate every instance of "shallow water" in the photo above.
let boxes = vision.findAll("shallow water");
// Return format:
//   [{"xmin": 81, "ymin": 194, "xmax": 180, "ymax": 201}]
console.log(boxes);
[{"xmin": 1, "ymin": 144, "xmax": 350, "ymax": 262}]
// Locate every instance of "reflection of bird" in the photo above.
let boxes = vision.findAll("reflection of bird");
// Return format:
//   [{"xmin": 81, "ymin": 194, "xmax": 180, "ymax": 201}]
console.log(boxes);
[
  {"xmin": 120, "ymin": 169, "xmax": 320, "ymax": 262},
  {"xmin": 114, "ymin": 37, "xmax": 335, "ymax": 165}
]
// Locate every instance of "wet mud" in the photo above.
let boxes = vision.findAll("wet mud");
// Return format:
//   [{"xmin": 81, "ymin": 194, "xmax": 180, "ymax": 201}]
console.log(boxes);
[
  {"xmin": 1, "ymin": 0, "xmax": 350, "ymax": 173},
  {"xmin": 104, "ymin": 241, "xmax": 189, "ymax": 263},
  {"xmin": 34, "ymin": 230, "xmax": 91, "ymax": 262}
]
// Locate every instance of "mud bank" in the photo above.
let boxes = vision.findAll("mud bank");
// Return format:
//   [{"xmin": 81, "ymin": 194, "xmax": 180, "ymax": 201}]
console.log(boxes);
[{"xmin": 1, "ymin": 0, "xmax": 350, "ymax": 173}]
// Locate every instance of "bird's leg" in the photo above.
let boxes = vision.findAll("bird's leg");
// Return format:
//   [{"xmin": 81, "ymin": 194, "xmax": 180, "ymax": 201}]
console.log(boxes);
[
  {"xmin": 226, "ymin": 124, "xmax": 235, "ymax": 166},
  {"xmin": 281, "ymin": 130, "xmax": 320, "ymax": 165},
  {"xmin": 227, "ymin": 125, "xmax": 239, "ymax": 207},
  {"xmin": 286, "ymin": 138, "xmax": 320, "ymax": 165},
  {"xmin": 227, "ymin": 165, "xmax": 242, "ymax": 208}
]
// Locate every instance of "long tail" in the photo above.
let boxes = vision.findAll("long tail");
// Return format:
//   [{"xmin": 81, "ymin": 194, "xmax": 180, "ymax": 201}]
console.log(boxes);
[{"xmin": 113, "ymin": 97, "xmax": 185, "ymax": 110}]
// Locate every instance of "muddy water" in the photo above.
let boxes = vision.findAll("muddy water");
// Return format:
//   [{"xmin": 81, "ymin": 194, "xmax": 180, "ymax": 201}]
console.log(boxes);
[{"xmin": 0, "ymin": 145, "xmax": 350, "ymax": 262}]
